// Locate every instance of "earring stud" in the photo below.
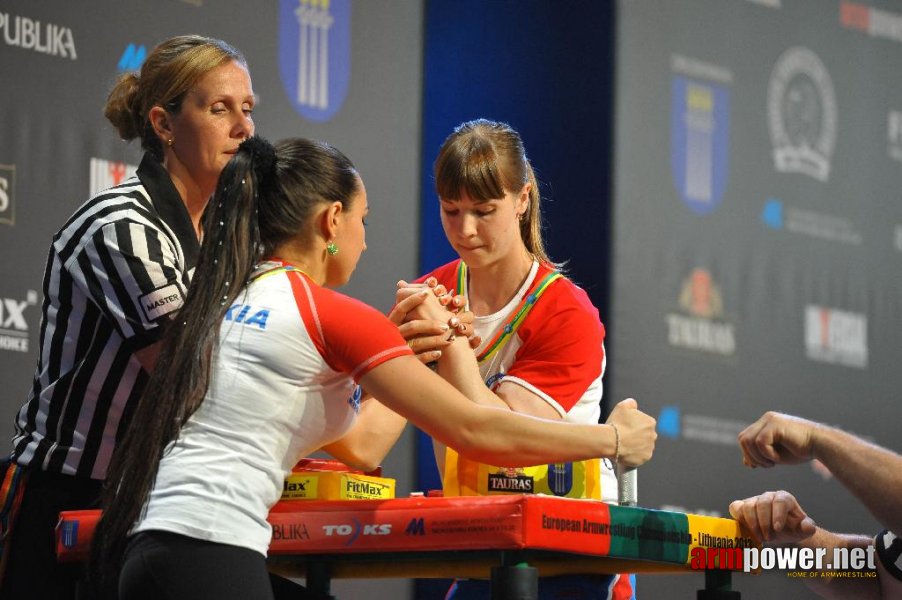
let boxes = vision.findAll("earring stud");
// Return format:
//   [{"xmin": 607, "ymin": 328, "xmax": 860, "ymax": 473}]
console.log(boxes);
[{"xmin": 327, "ymin": 241, "xmax": 339, "ymax": 256}]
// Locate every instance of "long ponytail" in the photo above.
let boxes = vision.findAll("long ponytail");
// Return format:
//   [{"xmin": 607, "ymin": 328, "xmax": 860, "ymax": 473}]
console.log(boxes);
[{"xmin": 89, "ymin": 136, "xmax": 275, "ymax": 594}]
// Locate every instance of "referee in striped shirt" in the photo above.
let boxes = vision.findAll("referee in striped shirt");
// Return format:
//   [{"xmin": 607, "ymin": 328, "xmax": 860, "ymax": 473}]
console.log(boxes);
[{"xmin": 1, "ymin": 35, "xmax": 255, "ymax": 599}]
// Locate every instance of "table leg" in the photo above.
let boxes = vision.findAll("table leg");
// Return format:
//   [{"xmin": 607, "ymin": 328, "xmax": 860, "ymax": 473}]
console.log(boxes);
[
  {"xmin": 697, "ymin": 568, "xmax": 740, "ymax": 600},
  {"xmin": 490, "ymin": 559, "xmax": 538, "ymax": 600},
  {"xmin": 305, "ymin": 560, "xmax": 335, "ymax": 600}
]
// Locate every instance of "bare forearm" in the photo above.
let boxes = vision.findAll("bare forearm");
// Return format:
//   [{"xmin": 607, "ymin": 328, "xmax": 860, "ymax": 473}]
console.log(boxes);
[
  {"xmin": 436, "ymin": 337, "xmax": 508, "ymax": 409},
  {"xmin": 321, "ymin": 397, "xmax": 407, "ymax": 472},
  {"xmin": 453, "ymin": 406, "xmax": 617, "ymax": 467},
  {"xmin": 812, "ymin": 427, "xmax": 902, "ymax": 534},
  {"xmin": 360, "ymin": 357, "xmax": 617, "ymax": 467}
]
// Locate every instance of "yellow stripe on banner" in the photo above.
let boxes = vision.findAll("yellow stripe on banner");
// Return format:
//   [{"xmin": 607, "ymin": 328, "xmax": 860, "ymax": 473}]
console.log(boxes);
[{"xmin": 686, "ymin": 513, "xmax": 756, "ymax": 567}]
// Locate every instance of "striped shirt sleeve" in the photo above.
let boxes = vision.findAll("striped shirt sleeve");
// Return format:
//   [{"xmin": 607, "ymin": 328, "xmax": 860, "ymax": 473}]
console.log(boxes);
[{"xmin": 71, "ymin": 218, "xmax": 188, "ymax": 347}]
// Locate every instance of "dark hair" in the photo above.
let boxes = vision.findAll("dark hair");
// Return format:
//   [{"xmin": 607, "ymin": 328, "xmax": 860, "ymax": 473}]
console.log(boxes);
[
  {"xmin": 89, "ymin": 136, "xmax": 360, "ymax": 593},
  {"xmin": 104, "ymin": 35, "xmax": 246, "ymax": 160},
  {"xmin": 434, "ymin": 118, "xmax": 556, "ymax": 267}
]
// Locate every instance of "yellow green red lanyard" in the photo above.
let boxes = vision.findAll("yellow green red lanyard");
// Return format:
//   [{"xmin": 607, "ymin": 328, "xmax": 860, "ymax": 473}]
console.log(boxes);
[{"xmin": 456, "ymin": 261, "xmax": 562, "ymax": 364}]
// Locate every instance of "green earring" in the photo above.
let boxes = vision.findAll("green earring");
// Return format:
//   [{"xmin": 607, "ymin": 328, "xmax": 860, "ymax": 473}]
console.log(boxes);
[{"xmin": 327, "ymin": 241, "xmax": 339, "ymax": 256}]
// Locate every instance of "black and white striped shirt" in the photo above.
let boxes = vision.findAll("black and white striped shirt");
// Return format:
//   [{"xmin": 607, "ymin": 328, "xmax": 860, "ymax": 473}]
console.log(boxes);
[{"xmin": 12, "ymin": 154, "xmax": 199, "ymax": 479}]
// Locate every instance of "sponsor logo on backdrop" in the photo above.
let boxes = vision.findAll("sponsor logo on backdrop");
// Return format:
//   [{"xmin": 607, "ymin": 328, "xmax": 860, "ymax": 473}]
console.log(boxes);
[
  {"xmin": 841, "ymin": 1, "xmax": 902, "ymax": 45},
  {"xmin": 666, "ymin": 268, "xmax": 736, "ymax": 356},
  {"xmin": 767, "ymin": 47, "xmax": 836, "ymax": 182},
  {"xmin": 657, "ymin": 405, "xmax": 747, "ymax": 447},
  {"xmin": 0, "ymin": 13, "xmax": 76, "ymax": 59},
  {"xmin": 887, "ymin": 111, "xmax": 902, "ymax": 162},
  {"xmin": 670, "ymin": 55, "xmax": 732, "ymax": 215},
  {"xmin": 117, "ymin": 44, "xmax": 147, "ymax": 72},
  {"xmin": 761, "ymin": 198, "xmax": 862, "ymax": 245},
  {"xmin": 89, "ymin": 158, "xmax": 137, "ymax": 196},
  {"xmin": 805, "ymin": 305, "xmax": 868, "ymax": 368},
  {"xmin": 1, "ymin": 289, "xmax": 39, "ymax": 353},
  {"xmin": 0, "ymin": 164, "xmax": 15, "ymax": 226},
  {"xmin": 278, "ymin": 0, "xmax": 351, "ymax": 122}
]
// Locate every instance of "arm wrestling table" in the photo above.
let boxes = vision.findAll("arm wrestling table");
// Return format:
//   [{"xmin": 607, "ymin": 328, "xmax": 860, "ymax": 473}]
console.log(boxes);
[{"xmin": 56, "ymin": 494, "xmax": 755, "ymax": 599}]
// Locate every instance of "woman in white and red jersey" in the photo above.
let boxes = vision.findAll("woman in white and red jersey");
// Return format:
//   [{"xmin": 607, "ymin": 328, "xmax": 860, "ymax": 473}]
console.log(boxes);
[
  {"xmin": 398, "ymin": 119, "xmax": 650, "ymax": 600},
  {"xmin": 88, "ymin": 136, "xmax": 655, "ymax": 600}
]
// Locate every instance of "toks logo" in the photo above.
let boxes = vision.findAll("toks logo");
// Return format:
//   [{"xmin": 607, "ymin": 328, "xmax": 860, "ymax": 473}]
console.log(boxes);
[
  {"xmin": 0, "ymin": 290, "xmax": 38, "ymax": 353},
  {"xmin": 0, "ymin": 12, "xmax": 76, "ymax": 59},
  {"xmin": 278, "ymin": 0, "xmax": 351, "ymax": 122},
  {"xmin": 0, "ymin": 164, "xmax": 15, "ymax": 225},
  {"xmin": 322, "ymin": 518, "xmax": 391, "ymax": 546}
]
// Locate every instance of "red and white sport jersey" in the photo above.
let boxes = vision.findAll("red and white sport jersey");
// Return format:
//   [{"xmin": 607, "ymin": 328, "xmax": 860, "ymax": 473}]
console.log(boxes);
[
  {"xmin": 133, "ymin": 261, "xmax": 411, "ymax": 556},
  {"xmin": 427, "ymin": 260, "xmax": 633, "ymax": 600},
  {"xmin": 420, "ymin": 260, "xmax": 605, "ymax": 423},
  {"xmin": 419, "ymin": 260, "xmax": 619, "ymax": 503}
]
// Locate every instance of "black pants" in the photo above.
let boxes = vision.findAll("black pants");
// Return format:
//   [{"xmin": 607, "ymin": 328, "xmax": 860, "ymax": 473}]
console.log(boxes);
[
  {"xmin": 121, "ymin": 531, "xmax": 321, "ymax": 600},
  {"xmin": 0, "ymin": 466, "xmax": 102, "ymax": 600}
]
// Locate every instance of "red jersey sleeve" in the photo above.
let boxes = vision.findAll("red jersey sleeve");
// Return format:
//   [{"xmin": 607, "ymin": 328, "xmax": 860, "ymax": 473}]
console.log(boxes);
[
  {"xmin": 288, "ymin": 272, "xmax": 413, "ymax": 382},
  {"xmin": 506, "ymin": 281, "xmax": 606, "ymax": 412}
]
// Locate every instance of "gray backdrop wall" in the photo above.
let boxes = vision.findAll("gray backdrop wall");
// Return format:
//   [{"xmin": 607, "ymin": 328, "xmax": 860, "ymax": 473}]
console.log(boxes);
[
  {"xmin": 0, "ymin": 1, "xmax": 423, "ymax": 597},
  {"xmin": 611, "ymin": 0, "xmax": 902, "ymax": 597}
]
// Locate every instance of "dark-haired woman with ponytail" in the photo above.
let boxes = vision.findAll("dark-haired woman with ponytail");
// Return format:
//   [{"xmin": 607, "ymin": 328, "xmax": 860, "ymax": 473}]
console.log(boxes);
[{"xmin": 91, "ymin": 136, "xmax": 654, "ymax": 599}]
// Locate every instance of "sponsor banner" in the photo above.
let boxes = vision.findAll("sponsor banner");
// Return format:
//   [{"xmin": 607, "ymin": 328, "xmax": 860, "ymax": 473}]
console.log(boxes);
[
  {"xmin": 278, "ymin": 0, "xmax": 352, "ymax": 122},
  {"xmin": 761, "ymin": 198, "xmax": 862, "ymax": 245},
  {"xmin": 840, "ymin": 1, "xmax": 902, "ymax": 45},
  {"xmin": 56, "ymin": 495, "xmax": 753, "ymax": 566},
  {"xmin": 0, "ymin": 164, "xmax": 15, "ymax": 226},
  {"xmin": 0, "ymin": 12, "xmax": 76, "ymax": 59},
  {"xmin": 670, "ymin": 55, "xmax": 732, "ymax": 215},
  {"xmin": 804, "ymin": 305, "xmax": 868, "ymax": 369},
  {"xmin": 767, "ymin": 47, "xmax": 836, "ymax": 182},
  {"xmin": 666, "ymin": 268, "xmax": 737, "ymax": 357},
  {"xmin": 888, "ymin": 111, "xmax": 902, "ymax": 162},
  {"xmin": 89, "ymin": 158, "xmax": 138, "ymax": 197},
  {"xmin": 656, "ymin": 405, "xmax": 748, "ymax": 447},
  {"xmin": 117, "ymin": 43, "xmax": 147, "ymax": 72},
  {"xmin": 0, "ymin": 289, "xmax": 39, "ymax": 353}
]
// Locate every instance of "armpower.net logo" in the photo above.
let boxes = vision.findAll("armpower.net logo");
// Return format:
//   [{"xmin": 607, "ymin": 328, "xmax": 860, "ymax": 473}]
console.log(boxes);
[{"xmin": 691, "ymin": 544, "xmax": 877, "ymax": 579}]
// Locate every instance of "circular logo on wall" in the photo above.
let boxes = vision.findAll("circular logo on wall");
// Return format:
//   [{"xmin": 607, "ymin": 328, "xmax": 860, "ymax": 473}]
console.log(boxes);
[
  {"xmin": 278, "ymin": 0, "xmax": 352, "ymax": 122},
  {"xmin": 767, "ymin": 46, "xmax": 837, "ymax": 182}
]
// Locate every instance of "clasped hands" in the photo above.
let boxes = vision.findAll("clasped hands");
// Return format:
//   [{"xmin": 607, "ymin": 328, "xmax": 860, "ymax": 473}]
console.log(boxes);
[{"xmin": 389, "ymin": 277, "xmax": 481, "ymax": 364}]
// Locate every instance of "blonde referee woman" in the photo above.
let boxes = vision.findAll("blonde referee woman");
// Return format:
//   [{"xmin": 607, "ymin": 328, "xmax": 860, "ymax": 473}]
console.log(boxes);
[{"xmin": 1, "ymin": 35, "xmax": 255, "ymax": 599}]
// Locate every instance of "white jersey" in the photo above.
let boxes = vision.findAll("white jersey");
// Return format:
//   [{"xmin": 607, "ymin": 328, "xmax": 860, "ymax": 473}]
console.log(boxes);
[{"xmin": 133, "ymin": 263, "xmax": 411, "ymax": 555}]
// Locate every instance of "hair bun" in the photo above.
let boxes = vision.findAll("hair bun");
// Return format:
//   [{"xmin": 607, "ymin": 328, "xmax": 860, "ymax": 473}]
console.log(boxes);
[{"xmin": 240, "ymin": 136, "xmax": 278, "ymax": 183}]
